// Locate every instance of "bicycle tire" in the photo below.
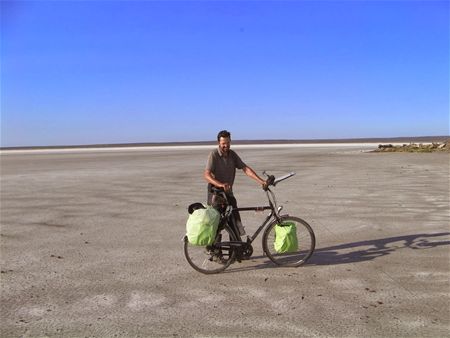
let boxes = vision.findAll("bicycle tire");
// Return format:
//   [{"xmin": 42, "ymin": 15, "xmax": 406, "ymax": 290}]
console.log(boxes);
[
  {"xmin": 262, "ymin": 216, "xmax": 315, "ymax": 267},
  {"xmin": 184, "ymin": 224, "xmax": 237, "ymax": 274}
]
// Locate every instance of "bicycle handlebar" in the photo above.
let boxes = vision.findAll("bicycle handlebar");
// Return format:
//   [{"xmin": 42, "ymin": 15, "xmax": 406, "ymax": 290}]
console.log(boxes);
[
  {"xmin": 210, "ymin": 172, "xmax": 296, "ymax": 194},
  {"xmin": 263, "ymin": 171, "xmax": 295, "ymax": 190},
  {"xmin": 209, "ymin": 172, "xmax": 295, "ymax": 218},
  {"xmin": 273, "ymin": 172, "xmax": 296, "ymax": 185}
]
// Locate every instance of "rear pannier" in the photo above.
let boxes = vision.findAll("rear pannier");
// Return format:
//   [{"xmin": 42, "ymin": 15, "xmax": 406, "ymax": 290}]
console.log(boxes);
[{"xmin": 186, "ymin": 205, "xmax": 220, "ymax": 246}]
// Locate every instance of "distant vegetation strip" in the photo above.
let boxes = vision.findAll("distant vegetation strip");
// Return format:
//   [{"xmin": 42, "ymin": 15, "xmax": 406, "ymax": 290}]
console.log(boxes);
[
  {"xmin": 1, "ymin": 136, "xmax": 449, "ymax": 151},
  {"xmin": 374, "ymin": 141, "xmax": 449, "ymax": 153}
]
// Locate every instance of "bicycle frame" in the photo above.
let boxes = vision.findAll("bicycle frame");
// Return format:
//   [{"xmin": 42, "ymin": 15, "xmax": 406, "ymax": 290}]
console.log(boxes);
[{"xmin": 220, "ymin": 187, "xmax": 285, "ymax": 245}]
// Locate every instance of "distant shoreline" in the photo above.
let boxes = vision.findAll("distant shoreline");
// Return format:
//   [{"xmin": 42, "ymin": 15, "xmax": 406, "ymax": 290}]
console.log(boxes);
[{"xmin": 1, "ymin": 136, "xmax": 448, "ymax": 151}]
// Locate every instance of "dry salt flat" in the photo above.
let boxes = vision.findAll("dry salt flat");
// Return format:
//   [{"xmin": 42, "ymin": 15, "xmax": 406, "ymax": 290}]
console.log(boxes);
[{"xmin": 1, "ymin": 144, "xmax": 449, "ymax": 337}]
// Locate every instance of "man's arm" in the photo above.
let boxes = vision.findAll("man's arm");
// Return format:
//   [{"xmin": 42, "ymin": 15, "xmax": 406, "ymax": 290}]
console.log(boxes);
[
  {"xmin": 204, "ymin": 169, "xmax": 232, "ymax": 192},
  {"xmin": 242, "ymin": 166, "xmax": 267, "ymax": 188}
]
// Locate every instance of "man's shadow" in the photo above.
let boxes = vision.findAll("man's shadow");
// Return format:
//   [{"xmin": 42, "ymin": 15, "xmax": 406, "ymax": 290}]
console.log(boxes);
[
  {"xmin": 309, "ymin": 232, "xmax": 450, "ymax": 266},
  {"xmin": 226, "ymin": 232, "xmax": 450, "ymax": 272}
]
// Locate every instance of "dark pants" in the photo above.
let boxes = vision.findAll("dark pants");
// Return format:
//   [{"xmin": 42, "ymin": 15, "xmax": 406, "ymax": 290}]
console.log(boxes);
[{"xmin": 207, "ymin": 184, "xmax": 244, "ymax": 236}]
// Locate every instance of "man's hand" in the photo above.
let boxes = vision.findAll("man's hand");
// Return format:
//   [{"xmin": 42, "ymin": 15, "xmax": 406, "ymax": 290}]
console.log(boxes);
[
  {"xmin": 221, "ymin": 183, "xmax": 232, "ymax": 192},
  {"xmin": 263, "ymin": 175, "xmax": 275, "ymax": 191}
]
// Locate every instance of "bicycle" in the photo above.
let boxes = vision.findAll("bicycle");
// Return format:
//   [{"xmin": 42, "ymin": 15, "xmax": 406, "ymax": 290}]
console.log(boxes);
[{"xmin": 183, "ymin": 172, "xmax": 316, "ymax": 274}]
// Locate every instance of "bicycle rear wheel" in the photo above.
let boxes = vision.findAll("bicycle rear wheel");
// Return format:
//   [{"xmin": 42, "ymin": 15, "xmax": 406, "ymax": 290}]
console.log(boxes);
[
  {"xmin": 184, "ymin": 224, "xmax": 237, "ymax": 274},
  {"xmin": 263, "ymin": 216, "xmax": 315, "ymax": 267}
]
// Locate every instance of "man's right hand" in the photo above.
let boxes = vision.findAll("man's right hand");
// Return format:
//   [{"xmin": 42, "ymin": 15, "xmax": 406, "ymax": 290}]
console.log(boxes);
[
  {"xmin": 221, "ymin": 183, "xmax": 231, "ymax": 192},
  {"xmin": 263, "ymin": 175, "xmax": 275, "ymax": 191}
]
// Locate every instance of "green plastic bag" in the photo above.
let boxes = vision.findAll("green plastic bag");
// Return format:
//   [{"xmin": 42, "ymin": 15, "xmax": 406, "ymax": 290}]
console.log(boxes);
[
  {"xmin": 186, "ymin": 206, "xmax": 220, "ymax": 246},
  {"xmin": 274, "ymin": 222, "xmax": 298, "ymax": 253}
]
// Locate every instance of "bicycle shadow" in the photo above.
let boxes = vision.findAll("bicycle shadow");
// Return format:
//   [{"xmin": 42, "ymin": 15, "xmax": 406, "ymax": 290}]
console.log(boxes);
[
  {"xmin": 225, "ymin": 232, "xmax": 450, "ymax": 273},
  {"xmin": 309, "ymin": 232, "xmax": 450, "ymax": 266}
]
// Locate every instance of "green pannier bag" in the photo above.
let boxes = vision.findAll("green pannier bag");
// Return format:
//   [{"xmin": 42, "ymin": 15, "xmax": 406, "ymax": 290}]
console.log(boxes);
[
  {"xmin": 274, "ymin": 222, "xmax": 298, "ymax": 253},
  {"xmin": 186, "ymin": 206, "xmax": 220, "ymax": 246}
]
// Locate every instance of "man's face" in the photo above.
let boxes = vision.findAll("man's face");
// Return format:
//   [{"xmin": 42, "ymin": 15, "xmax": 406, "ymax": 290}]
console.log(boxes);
[{"xmin": 218, "ymin": 137, "xmax": 231, "ymax": 154}]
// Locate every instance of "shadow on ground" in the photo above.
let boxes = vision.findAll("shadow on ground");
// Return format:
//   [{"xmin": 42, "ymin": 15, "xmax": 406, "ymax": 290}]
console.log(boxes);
[
  {"xmin": 225, "ymin": 232, "xmax": 450, "ymax": 273},
  {"xmin": 310, "ymin": 232, "xmax": 450, "ymax": 265}
]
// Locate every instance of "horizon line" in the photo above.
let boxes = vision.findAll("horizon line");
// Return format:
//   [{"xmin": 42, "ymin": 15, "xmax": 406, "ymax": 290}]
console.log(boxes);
[{"xmin": 1, "ymin": 135, "xmax": 448, "ymax": 151}]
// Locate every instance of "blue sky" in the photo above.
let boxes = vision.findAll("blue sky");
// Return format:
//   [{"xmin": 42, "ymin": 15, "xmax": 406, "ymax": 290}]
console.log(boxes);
[{"xmin": 1, "ymin": 0, "xmax": 449, "ymax": 147}]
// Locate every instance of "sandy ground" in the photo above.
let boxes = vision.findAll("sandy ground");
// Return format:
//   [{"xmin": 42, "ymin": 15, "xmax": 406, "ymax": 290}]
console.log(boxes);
[{"xmin": 1, "ymin": 145, "xmax": 449, "ymax": 337}]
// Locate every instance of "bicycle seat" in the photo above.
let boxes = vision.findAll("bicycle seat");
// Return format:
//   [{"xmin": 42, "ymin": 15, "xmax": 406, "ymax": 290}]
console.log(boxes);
[
  {"xmin": 210, "ymin": 186, "xmax": 226, "ymax": 194},
  {"xmin": 208, "ymin": 187, "xmax": 228, "ymax": 213}
]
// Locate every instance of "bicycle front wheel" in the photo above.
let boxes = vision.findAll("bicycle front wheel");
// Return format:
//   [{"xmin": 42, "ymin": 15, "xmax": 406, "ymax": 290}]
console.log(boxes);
[
  {"xmin": 262, "ymin": 216, "xmax": 315, "ymax": 267},
  {"xmin": 184, "ymin": 224, "xmax": 237, "ymax": 274}
]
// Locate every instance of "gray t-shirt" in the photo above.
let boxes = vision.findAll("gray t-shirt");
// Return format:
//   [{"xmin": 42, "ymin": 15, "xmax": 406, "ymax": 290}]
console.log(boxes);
[{"xmin": 205, "ymin": 148, "xmax": 246, "ymax": 187}]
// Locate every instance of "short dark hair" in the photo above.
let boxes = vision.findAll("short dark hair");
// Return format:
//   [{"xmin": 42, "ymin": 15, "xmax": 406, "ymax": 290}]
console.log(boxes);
[{"xmin": 217, "ymin": 130, "xmax": 231, "ymax": 142}]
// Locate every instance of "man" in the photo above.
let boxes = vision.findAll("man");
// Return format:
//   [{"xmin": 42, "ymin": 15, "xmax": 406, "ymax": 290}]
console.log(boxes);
[{"xmin": 204, "ymin": 130, "xmax": 267, "ymax": 236}]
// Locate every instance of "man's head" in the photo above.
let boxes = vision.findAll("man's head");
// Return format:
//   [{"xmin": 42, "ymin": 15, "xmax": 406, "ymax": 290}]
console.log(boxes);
[{"xmin": 217, "ymin": 130, "xmax": 231, "ymax": 154}]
